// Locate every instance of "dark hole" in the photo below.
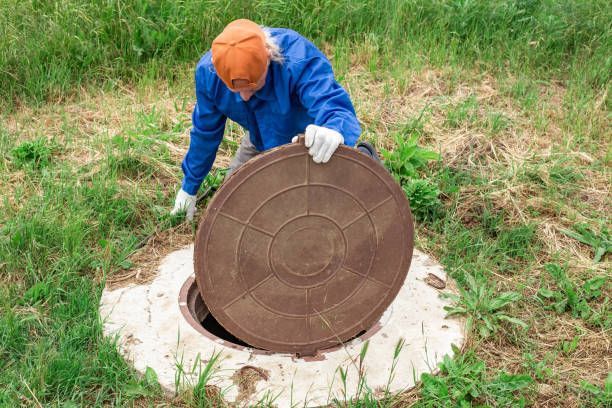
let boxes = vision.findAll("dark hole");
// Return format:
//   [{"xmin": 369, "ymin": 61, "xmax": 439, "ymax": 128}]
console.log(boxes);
[
  {"xmin": 188, "ymin": 284, "xmax": 261, "ymax": 349},
  {"xmin": 200, "ymin": 311, "xmax": 368, "ymax": 351},
  {"xmin": 353, "ymin": 329, "xmax": 367, "ymax": 338},
  {"xmin": 200, "ymin": 312, "xmax": 258, "ymax": 349},
  {"xmin": 186, "ymin": 280, "xmax": 372, "ymax": 354}
]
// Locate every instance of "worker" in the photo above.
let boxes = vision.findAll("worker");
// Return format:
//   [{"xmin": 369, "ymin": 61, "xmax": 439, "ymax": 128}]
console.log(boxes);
[{"xmin": 171, "ymin": 19, "xmax": 378, "ymax": 220}]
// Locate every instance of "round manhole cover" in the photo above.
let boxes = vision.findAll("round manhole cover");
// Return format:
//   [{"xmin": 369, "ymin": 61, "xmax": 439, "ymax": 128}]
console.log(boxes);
[{"xmin": 195, "ymin": 140, "xmax": 414, "ymax": 355}]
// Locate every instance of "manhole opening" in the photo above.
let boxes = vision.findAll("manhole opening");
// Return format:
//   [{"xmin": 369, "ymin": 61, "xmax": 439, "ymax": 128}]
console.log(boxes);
[
  {"xmin": 179, "ymin": 277, "xmax": 377, "ymax": 357},
  {"xmin": 201, "ymin": 311, "xmax": 253, "ymax": 348}
]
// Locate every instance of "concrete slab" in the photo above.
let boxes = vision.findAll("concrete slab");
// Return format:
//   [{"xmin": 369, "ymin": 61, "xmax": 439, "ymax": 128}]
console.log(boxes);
[{"xmin": 100, "ymin": 245, "xmax": 465, "ymax": 406}]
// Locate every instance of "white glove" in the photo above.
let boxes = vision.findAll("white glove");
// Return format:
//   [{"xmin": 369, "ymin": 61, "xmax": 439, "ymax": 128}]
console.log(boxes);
[
  {"xmin": 171, "ymin": 188, "xmax": 197, "ymax": 221},
  {"xmin": 303, "ymin": 124, "xmax": 344, "ymax": 163}
]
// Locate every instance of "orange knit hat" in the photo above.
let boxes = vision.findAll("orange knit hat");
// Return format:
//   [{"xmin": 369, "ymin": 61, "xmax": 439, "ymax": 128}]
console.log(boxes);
[{"xmin": 211, "ymin": 19, "xmax": 268, "ymax": 91}]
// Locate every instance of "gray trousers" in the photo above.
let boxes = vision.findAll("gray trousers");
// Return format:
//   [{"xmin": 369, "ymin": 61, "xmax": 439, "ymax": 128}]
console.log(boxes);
[{"xmin": 227, "ymin": 133, "xmax": 261, "ymax": 177}]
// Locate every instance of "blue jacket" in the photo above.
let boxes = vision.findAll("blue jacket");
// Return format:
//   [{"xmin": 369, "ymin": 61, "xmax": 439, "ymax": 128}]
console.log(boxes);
[{"xmin": 181, "ymin": 28, "xmax": 361, "ymax": 195}]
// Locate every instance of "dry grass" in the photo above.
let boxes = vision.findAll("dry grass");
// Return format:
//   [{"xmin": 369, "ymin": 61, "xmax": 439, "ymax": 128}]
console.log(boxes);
[
  {"xmin": 1, "ymin": 78, "xmax": 239, "ymax": 209},
  {"xmin": 348, "ymin": 62, "xmax": 609, "ymax": 246},
  {"xmin": 344, "ymin": 62, "xmax": 610, "ymax": 405},
  {"xmin": 106, "ymin": 222, "xmax": 194, "ymax": 289}
]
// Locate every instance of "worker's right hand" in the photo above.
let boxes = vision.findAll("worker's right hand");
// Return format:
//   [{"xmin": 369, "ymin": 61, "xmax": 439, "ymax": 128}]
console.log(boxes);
[
  {"xmin": 304, "ymin": 125, "xmax": 344, "ymax": 164},
  {"xmin": 171, "ymin": 188, "xmax": 197, "ymax": 221}
]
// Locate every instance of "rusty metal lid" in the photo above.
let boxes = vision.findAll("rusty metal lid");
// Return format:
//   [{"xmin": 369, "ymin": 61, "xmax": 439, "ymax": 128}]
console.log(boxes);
[{"xmin": 194, "ymin": 139, "xmax": 414, "ymax": 355}]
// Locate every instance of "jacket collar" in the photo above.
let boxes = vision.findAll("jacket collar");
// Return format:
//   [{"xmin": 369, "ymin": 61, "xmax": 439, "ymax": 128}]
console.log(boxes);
[{"xmin": 253, "ymin": 65, "xmax": 276, "ymax": 101}]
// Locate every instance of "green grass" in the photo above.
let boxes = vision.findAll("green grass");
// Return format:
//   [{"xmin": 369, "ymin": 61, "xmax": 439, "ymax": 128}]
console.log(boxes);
[
  {"xmin": 0, "ymin": 110, "xmax": 184, "ymax": 405},
  {"xmin": 1, "ymin": 0, "xmax": 611, "ymax": 406},
  {"xmin": 445, "ymin": 96, "xmax": 479, "ymax": 129},
  {"xmin": 1, "ymin": 0, "xmax": 610, "ymax": 110}
]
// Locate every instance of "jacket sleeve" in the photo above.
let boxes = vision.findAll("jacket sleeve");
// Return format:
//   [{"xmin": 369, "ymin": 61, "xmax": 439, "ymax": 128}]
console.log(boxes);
[
  {"xmin": 290, "ymin": 53, "xmax": 361, "ymax": 146},
  {"xmin": 181, "ymin": 70, "xmax": 227, "ymax": 195}
]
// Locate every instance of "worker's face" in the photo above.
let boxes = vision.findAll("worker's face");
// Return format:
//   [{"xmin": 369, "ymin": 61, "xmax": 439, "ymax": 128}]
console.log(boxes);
[{"xmin": 232, "ymin": 61, "xmax": 269, "ymax": 102}]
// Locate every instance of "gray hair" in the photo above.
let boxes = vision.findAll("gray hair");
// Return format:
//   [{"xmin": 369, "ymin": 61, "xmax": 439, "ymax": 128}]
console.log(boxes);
[{"xmin": 262, "ymin": 27, "xmax": 284, "ymax": 64}]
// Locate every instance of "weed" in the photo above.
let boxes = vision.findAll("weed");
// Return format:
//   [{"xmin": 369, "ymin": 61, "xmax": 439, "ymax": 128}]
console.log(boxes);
[
  {"xmin": 559, "ymin": 223, "xmax": 610, "ymax": 262},
  {"xmin": 122, "ymin": 366, "xmax": 162, "ymax": 398},
  {"xmin": 418, "ymin": 346, "xmax": 533, "ymax": 407},
  {"xmin": 382, "ymin": 338, "xmax": 405, "ymax": 401},
  {"xmin": 522, "ymin": 353, "xmax": 554, "ymax": 382},
  {"xmin": 251, "ymin": 390, "xmax": 280, "ymax": 407},
  {"xmin": 444, "ymin": 274, "xmax": 527, "ymax": 338},
  {"xmin": 381, "ymin": 131, "xmax": 439, "ymax": 183},
  {"xmin": 381, "ymin": 118, "xmax": 442, "ymax": 222},
  {"xmin": 402, "ymin": 179, "xmax": 442, "ymax": 221},
  {"xmin": 579, "ymin": 373, "xmax": 612, "ymax": 407},
  {"xmin": 537, "ymin": 263, "xmax": 610, "ymax": 327},
  {"xmin": 10, "ymin": 138, "xmax": 57, "ymax": 169},
  {"xmin": 435, "ymin": 166, "xmax": 480, "ymax": 197},
  {"xmin": 560, "ymin": 334, "xmax": 581, "ymax": 356},
  {"xmin": 329, "ymin": 339, "xmax": 406, "ymax": 408}
]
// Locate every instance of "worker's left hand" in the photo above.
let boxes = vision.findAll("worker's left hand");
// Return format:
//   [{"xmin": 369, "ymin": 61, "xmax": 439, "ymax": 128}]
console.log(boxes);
[
  {"xmin": 171, "ymin": 188, "xmax": 197, "ymax": 221},
  {"xmin": 292, "ymin": 125, "xmax": 344, "ymax": 163}
]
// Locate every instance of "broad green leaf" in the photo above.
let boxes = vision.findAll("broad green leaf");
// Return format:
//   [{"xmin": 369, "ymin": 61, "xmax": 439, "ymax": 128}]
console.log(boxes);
[
  {"xmin": 537, "ymin": 288, "xmax": 556, "ymax": 298},
  {"xmin": 489, "ymin": 292, "xmax": 521, "ymax": 310},
  {"xmin": 594, "ymin": 246, "xmax": 606, "ymax": 262},
  {"xmin": 498, "ymin": 314, "xmax": 528, "ymax": 329},
  {"xmin": 144, "ymin": 366, "xmax": 159, "ymax": 387}
]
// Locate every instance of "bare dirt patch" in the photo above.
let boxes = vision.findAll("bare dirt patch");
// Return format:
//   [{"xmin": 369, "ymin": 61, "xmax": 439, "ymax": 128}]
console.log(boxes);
[{"xmin": 230, "ymin": 365, "xmax": 270, "ymax": 403}]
